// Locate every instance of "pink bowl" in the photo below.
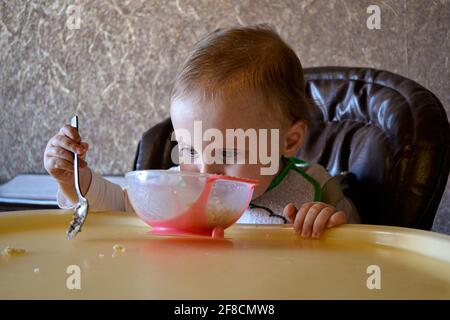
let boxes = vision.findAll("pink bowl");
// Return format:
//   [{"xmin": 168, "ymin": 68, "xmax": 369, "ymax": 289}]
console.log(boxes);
[{"xmin": 125, "ymin": 170, "xmax": 258, "ymax": 236}]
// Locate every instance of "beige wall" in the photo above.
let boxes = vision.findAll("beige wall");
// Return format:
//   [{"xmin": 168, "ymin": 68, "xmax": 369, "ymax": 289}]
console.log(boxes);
[{"xmin": 0, "ymin": 1, "xmax": 449, "ymax": 225}]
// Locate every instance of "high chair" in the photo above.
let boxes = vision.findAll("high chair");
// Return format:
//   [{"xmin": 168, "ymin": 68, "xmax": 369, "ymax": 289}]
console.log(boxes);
[{"xmin": 133, "ymin": 67, "xmax": 450, "ymax": 230}]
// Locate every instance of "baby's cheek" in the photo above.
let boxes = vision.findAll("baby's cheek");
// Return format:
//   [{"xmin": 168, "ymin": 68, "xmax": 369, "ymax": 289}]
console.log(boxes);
[
  {"xmin": 227, "ymin": 166, "xmax": 274, "ymax": 199},
  {"xmin": 180, "ymin": 163, "xmax": 202, "ymax": 173}
]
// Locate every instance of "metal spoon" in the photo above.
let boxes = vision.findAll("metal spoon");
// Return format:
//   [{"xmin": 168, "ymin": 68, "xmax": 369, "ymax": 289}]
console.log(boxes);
[{"xmin": 66, "ymin": 115, "xmax": 89, "ymax": 240}]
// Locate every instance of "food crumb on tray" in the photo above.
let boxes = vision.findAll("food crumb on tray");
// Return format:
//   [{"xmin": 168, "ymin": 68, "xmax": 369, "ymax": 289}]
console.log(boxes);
[
  {"xmin": 113, "ymin": 244, "xmax": 126, "ymax": 253},
  {"xmin": 2, "ymin": 246, "xmax": 26, "ymax": 256}
]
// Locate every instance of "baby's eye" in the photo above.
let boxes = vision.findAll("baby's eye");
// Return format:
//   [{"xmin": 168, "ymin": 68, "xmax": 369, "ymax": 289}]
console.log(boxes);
[
  {"xmin": 180, "ymin": 147, "xmax": 198, "ymax": 160},
  {"xmin": 221, "ymin": 149, "xmax": 240, "ymax": 162},
  {"xmin": 222, "ymin": 150, "xmax": 235, "ymax": 157}
]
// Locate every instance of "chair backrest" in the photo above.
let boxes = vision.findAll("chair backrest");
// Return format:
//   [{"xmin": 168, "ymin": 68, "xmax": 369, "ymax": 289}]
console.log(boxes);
[{"xmin": 133, "ymin": 67, "xmax": 450, "ymax": 230}]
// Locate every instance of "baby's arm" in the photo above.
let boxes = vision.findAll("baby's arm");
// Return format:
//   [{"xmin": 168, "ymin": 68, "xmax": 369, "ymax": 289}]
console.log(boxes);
[{"xmin": 57, "ymin": 169, "xmax": 134, "ymax": 212}]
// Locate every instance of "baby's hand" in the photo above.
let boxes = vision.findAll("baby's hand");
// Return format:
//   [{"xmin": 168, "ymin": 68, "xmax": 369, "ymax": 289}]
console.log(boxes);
[
  {"xmin": 283, "ymin": 202, "xmax": 348, "ymax": 238},
  {"xmin": 43, "ymin": 124, "xmax": 89, "ymax": 185}
]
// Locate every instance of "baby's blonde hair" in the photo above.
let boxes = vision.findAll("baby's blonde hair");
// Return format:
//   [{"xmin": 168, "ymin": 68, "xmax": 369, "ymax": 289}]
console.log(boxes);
[{"xmin": 171, "ymin": 24, "xmax": 317, "ymax": 125}]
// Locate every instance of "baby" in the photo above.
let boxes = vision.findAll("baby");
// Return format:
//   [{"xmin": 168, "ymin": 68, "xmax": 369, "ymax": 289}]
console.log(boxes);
[{"xmin": 44, "ymin": 25, "xmax": 360, "ymax": 238}]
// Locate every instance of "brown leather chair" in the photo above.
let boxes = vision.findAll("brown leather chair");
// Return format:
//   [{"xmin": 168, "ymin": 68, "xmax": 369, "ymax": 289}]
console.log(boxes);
[{"xmin": 133, "ymin": 67, "xmax": 450, "ymax": 230}]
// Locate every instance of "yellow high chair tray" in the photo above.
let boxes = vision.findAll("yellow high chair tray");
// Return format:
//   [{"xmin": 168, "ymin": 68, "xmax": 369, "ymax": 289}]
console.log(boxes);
[{"xmin": 1, "ymin": 210, "xmax": 449, "ymax": 299}]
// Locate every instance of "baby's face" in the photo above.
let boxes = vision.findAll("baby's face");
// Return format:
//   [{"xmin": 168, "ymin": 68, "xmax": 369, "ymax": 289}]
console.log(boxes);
[{"xmin": 171, "ymin": 89, "xmax": 285, "ymax": 198}]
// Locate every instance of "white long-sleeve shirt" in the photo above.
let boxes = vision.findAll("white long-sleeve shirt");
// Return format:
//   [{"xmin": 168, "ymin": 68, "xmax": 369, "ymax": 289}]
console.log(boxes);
[{"xmin": 57, "ymin": 164, "xmax": 360, "ymax": 224}]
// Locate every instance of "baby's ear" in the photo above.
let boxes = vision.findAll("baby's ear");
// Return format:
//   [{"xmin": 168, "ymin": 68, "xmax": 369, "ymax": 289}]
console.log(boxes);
[{"xmin": 282, "ymin": 121, "xmax": 308, "ymax": 157}]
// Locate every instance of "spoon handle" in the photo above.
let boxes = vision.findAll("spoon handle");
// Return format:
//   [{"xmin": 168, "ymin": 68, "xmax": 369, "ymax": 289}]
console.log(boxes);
[{"xmin": 69, "ymin": 115, "xmax": 83, "ymax": 199}]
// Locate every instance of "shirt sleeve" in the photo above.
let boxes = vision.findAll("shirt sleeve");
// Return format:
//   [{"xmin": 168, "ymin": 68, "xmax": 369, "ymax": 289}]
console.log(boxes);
[{"xmin": 56, "ymin": 171, "xmax": 135, "ymax": 213}]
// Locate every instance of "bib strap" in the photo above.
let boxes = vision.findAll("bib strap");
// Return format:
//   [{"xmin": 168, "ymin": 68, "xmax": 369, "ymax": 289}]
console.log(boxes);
[{"xmin": 266, "ymin": 157, "xmax": 322, "ymax": 202}]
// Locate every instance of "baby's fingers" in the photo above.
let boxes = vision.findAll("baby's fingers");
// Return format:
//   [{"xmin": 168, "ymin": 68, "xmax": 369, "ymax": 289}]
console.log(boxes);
[
  {"xmin": 47, "ymin": 157, "xmax": 74, "ymax": 173},
  {"xmin": 283, "ymin": 203, "xmax": 297, "ymax": 223},
  {"xmin": 45, "ymin": 146, "xmax": 88, "ymax": 168},
  {"xmin": 60, "ymin": 124, "xmax": 81, "ymax": 143},
  {"xmin": 301, "ymin": 203, "xmax": 325, "ymax": 237},
  {"xmin": 46, "ymin": 146, "xmax": 74, "ymax": 163},
  {"xmin": 78, "ymin": 142, "xmax": 89, "ymax": 158},
  {"xmin": 50, "ymin": 134, "xmax": 86, "ymax": 155},
  {"xmin": 312, "ymin": 206, "xmax": 336, "ymax": 238},
  {"xmin": 293, "ymin": 202, "xmax": 315, "ymax": 235},
  {"xmin": 326, "ymin": 211, "xmax": 348, "ymax": 228}
]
